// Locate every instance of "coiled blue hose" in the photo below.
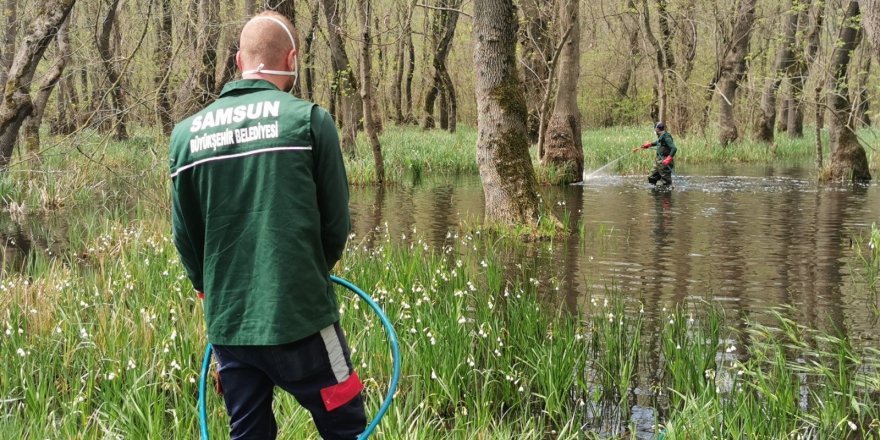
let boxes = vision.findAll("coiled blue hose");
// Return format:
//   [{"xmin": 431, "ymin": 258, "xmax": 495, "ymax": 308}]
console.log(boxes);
[{"xmin": 199, "ymin": 275, "xmax": 401, "ymax": 440}]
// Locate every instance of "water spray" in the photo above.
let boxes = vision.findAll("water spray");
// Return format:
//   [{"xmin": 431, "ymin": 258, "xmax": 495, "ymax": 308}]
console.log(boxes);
[
  {"xmin": 198, "ymin": 275, "xmax": 401, "ymax": 440},
  {"xmin": 583, "ymin": 149, "xmax": 636, "ymax": 180}
]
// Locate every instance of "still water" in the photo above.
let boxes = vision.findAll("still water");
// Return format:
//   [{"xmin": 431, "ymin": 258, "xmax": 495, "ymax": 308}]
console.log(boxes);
[
  {"xmin": 348, "ymin": 165, "xmax": 880, "ymax": 340},
  {"xmin": 2, "ymin": 164, "xmax": 877, "ymax": 437},
  {"xmin": 2, "ymin": 164, "xmax": 877, "ymax": 338}
]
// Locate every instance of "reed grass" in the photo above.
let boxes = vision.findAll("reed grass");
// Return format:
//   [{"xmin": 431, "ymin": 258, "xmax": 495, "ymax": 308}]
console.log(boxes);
[
  {"xmin": 2, "ymin": 219, "xmax": 878, "ymax": 439},
  {"xmin": 1, "ymin": 129, "xmax": 878, "ymax": 438}
]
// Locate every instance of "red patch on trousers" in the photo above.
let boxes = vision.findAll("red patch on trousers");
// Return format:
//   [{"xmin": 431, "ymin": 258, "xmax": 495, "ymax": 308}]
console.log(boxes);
[{"xmin": 320, "ymin": 371, "xmax": 364, "ymax": 411}]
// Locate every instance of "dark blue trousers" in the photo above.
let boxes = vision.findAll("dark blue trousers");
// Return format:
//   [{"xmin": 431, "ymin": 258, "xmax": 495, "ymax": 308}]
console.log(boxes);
[{"xmin": 212, "ymin": 322, "xmax": 366, "ymax": 440}]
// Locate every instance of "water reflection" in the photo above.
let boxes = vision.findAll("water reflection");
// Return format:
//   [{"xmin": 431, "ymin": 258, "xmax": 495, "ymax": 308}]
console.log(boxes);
[{"xmin": 347, "ymin": 168, "xmax": 879, "ymax": 340}]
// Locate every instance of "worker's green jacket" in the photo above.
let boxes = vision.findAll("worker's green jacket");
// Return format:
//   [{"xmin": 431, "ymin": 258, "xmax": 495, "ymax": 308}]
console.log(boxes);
[
  {"xmin": 169, "ymin": 79, "xmax": 350, "ymax": 345},
  {"xmin": 651, "ymin": 131, "xmax": 677, "ymax": 165}
]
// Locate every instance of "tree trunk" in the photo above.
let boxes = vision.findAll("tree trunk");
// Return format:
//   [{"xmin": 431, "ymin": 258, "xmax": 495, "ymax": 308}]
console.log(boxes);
[
  {"xmin": 195, "ymin": 0, "xmax": 220, "ymax": 107},
  {"xmin": 0, "ymin": 0, "xmax": 17, "ymax": 87},
  {"xmin": 827, "ymin": 1, "xmax": 870, "ymax": 182},
  {"xmin": 518, "ymin": 0, "xmax": 553, "ymax": 142},
  {"xmin": 717, "ymin": 0, "xmax": 757, "ymax": 147},
  {"xmin": 541, "ymin": 0, "xmax": 583, "ymax": 184},
  {"xmin": 155, "ymin": 0, "xmax": 174, "ymax": 134},
  {"xmin": 788, "ymin": 0, "xmax": 823, "ymax": 138},
  {"xmin": 421, "ymin": 0, "xmax": 462, "ymax": 130},
  {"xmin": 604, "ymin": 0, "xmax": 641, "ymax": 127},
  {"xmin": 390, "ymin": 2, "xmax": 407, "ymax": 123},
  {"xmin": 404, "ymin": 15, "xmax": 416, "ymax": 123},
  {"xmin": 863, "ymin": 0, "xmax": 880, "ymax": 59},
  {"xmin": 22, "ymin": 17, "xmax": 70, "ymax": 156},
  {"xmin": 302, "ymin": 1, "xmax": 321, "ymax": 101},
  {"xmin": 357, "ymin": 0, "xmax": 384, "ymax": 184},
  {"xmin": 473, "ymin": 0, "xmax": 547, "ymax": 228},
  {"xmin": 777, "ymin": 93, "xmax": 790, "ymax": 133},
  {"xmin": 755, "ymin": 0, "xmax": 798, "ymax": 144},
  {"xmin": 320, "ymin": 0, "xmax": 362, "ymax": 154},
  {"xmin": 0, "ymin": 0, "xmax": 76, "ymax": 170},
  {"xmin": 96, "ymin": 0, "xmax": 128, "ymax": 140},
  {"xmin": 641, "ymin": 0, "xmax": 671, "ymax": 124},
  {"xmin": 52, "ymin": 71, "xmax": 78, "ymax": 135},
  {"xmin": 853, "ymin": 51, "xmax": 871, "ymax": 128}
]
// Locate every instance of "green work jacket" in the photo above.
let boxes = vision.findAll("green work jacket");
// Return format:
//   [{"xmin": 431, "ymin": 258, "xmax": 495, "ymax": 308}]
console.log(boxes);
[
  {"xmin": 169, "ymin": 79, "xmax": 350, "ymax": 345},
  {"xmin": 651, "ymin": 131, "xmax": 677, "ymax": 164}
]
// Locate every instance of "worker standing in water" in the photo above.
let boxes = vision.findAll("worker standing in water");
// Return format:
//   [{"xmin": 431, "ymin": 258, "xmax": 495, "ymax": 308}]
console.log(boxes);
[{"xmin": 634, "ymin": 122, "xmax": 677, "ymax": 187}]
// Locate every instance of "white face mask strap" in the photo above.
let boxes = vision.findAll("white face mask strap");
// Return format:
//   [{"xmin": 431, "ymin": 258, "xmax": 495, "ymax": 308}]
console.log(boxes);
[{"xmin": 241, "ymin": 16, "xmax": 299, "ymax": 90}]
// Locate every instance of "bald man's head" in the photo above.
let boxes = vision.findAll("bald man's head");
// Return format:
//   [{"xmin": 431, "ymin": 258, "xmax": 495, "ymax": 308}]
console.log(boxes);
[{"xmin": 237, "ymin": 11, "xmax": 299, "ymax": 75}]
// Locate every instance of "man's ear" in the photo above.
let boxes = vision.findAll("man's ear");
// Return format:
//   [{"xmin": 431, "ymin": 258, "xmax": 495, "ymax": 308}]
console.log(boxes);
[
  {"xmin": 235, "ymin": 51, "xmax": 242, "ymax": 72},
  {"xmin": 287, "ymin": 49, "xmax": 298, "ymax": 72}
]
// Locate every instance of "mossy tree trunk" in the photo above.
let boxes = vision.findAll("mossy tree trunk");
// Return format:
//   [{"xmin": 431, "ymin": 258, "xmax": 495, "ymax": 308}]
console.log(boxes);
[
  {"xmin": 0, "ymin": 0, "xmax": 17, "ymax": 87},
  {"xmin": 0, "ymin": 0, "xmax": 76, "ymax": 170},
  {"xmin": 827, "ymin": 1, "xmax": 870, "ymax": 182},
  {"xmin": 473, "ymin": 0, "xmax": 547, "ymax": 228},
  {"xmin": 22, "ymin": 17, "xmax": 71, "ymax": 157},
  {"xmin": 717, "ymin": 0, "xmax": 757, "ymax": 147},
  {"xmin": 541, "ymin": 0, "xmax": 583, "ymax": 184}
]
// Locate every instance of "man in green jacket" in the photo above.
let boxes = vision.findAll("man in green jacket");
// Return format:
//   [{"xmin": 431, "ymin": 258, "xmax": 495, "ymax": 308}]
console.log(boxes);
[
  {"xmin": 170, "ymin": 11, "xmax": 365, "ymax": 440},
  {"xmin": 634, "ymin": 122, "xmax": 677, "ymax": 187}
]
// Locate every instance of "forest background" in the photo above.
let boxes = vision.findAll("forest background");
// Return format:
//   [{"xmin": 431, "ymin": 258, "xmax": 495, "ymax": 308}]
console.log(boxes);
[{"xmin": 1, "ymin": 0, "xmax": 878, "ymax": 187}]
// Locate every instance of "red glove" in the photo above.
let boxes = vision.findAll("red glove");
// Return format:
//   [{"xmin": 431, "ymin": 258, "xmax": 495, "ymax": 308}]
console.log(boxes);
[
  {"xmin": 642, "ymin": 142, "xmax": 653, "ymax": 149},
  {"xmin": 661, "ymin": 156, "xmax": 673, "ymax": 166}
]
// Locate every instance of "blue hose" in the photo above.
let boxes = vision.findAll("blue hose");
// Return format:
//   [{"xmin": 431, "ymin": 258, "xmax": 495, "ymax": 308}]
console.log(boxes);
[{"xmin": 199, "ymin": 275, "xmax": 401, "ymax": 440}]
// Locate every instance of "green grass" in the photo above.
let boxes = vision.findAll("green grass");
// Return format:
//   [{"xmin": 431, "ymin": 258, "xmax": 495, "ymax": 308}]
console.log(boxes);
[
  {"xmin": 2, "ymin": 219, "xmax": 879, "ymax": 439},
  {"xmin": 1, "ymin": 127, "xmax": 879, "ymax": 438}
]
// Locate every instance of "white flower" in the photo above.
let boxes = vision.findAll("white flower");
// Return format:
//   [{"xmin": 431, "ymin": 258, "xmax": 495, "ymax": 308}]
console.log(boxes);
[{"xmin": 16, "ymin": 348, "xmax": 26, "ymax": 357}]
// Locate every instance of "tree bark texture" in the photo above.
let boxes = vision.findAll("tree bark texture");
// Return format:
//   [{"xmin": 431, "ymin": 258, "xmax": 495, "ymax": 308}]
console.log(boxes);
[
  {"xmin": 853, "ymin": 50, "xmax": 871, "ymax": 128},
  {"xmin": 827, "ymin": 1, "xmax": 870, "ymax": 182},
  {"xmin": 0, "ymin": 0, "xmax": 76, "ymax": 170},
  {"xmin": 320, "ymin": 0, "xmax": 362, "ymax": 154},
  {"xmin": 755, "ymin": 0, "xmax": 799, "ymax": 143},
  {"xmin": 717, "ymin": 0, "xmax": 757, "ymax": 147},
  {"xmin": 472, "ymin": 0, "xmax": 543, "ymax": 226},
  {"xmin": 0, "ymin": 0, "xmax": 17, "ymax": 87},
  {"xmin": 22, "ymin": 18, "xmax": 71, "ymax": 156},
  {"xmin": 541, "ymin": 0, "xmax": 583, "ymax": 184},
  {"xmin": 863, "ymin": 0, "xmax": 880, "ymax": 59},
  {"xmin": 421, "ymin": 0, "xmax": 461, "ymax": 131},
  {"xmin": 357, "ymin": 0, "xmax": 384, "ymax": 184}
]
